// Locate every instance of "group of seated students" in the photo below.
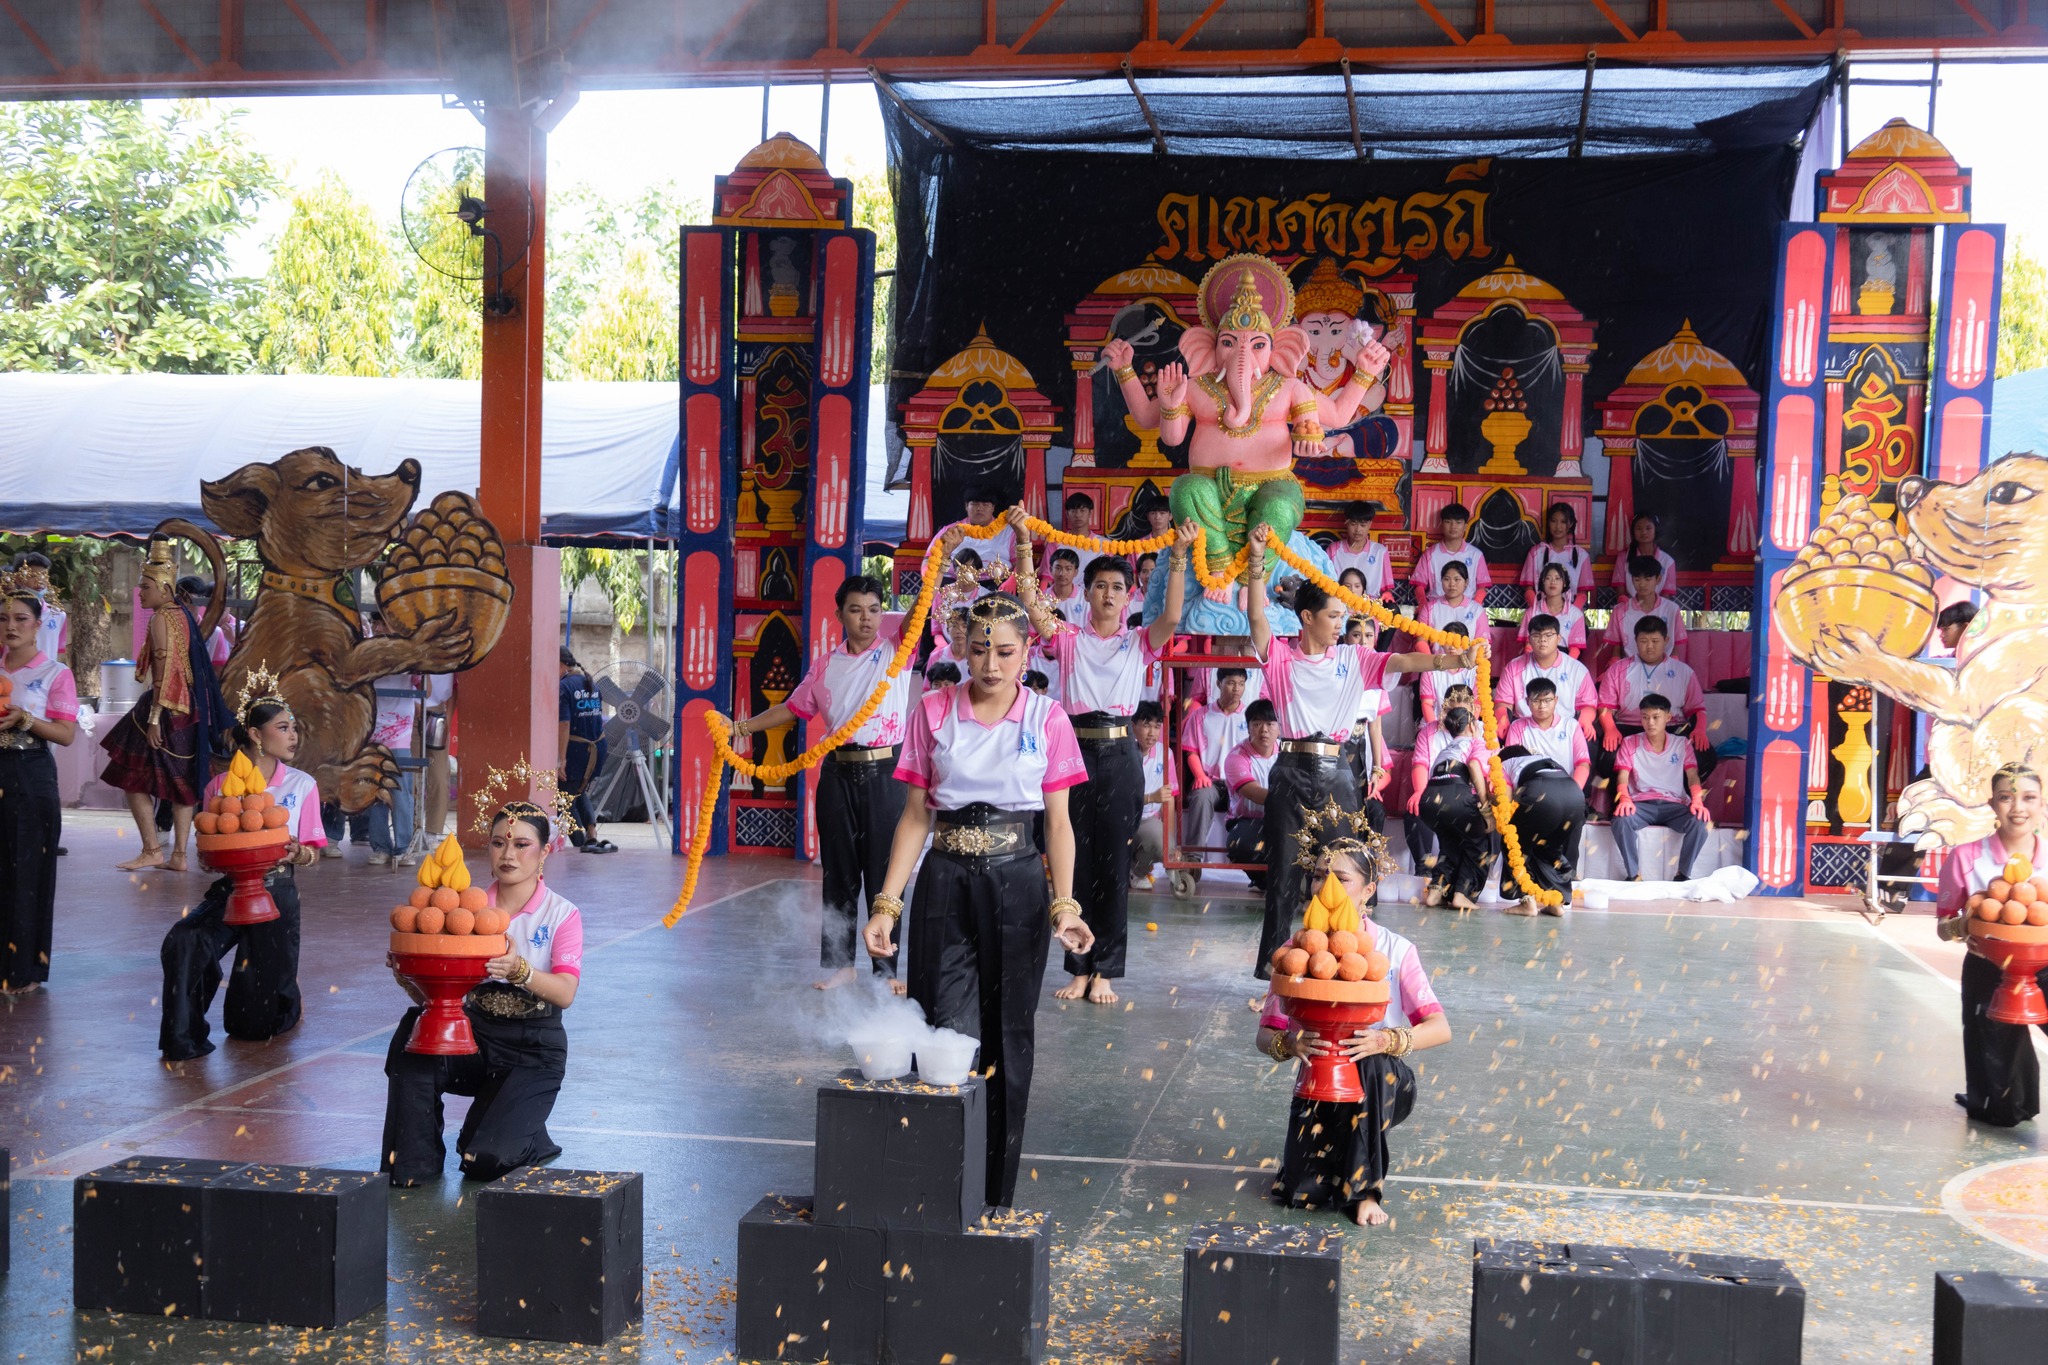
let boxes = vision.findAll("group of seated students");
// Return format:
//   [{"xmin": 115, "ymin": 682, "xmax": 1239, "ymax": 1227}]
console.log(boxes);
[{"xmin": 919, "ymin": 496, "xmax": 1726, "ymax": 899}]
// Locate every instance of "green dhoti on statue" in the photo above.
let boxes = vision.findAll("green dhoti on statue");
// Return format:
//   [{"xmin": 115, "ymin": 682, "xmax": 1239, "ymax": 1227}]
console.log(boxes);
[{"xmin": 1169, "ymin": 466, "xmax": 1305, "ymax": 579}]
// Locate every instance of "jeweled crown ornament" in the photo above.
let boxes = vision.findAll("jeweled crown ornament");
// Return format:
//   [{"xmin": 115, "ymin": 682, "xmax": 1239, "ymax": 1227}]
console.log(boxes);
[{"xmin": 1220, "ymin": 270, "xmax": 1275, "ymax": 333}]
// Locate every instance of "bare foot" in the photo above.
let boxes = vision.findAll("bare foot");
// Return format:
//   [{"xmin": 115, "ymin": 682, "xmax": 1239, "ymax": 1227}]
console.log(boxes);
[
  {"xmin": 118, "ymin": 847, "xmax": 166, "ymax": 872},
  {"xmin": 1450, "ymin": 892, "xmax": 1478, "ymax": 913},
  {"xmin": 888, "ymin": 978, "xmax": 908, "ymax": 998},
  {"xmin": 1504, "ymin": 896, "xmax": 1539, "ymax": 917},
  {"xmin": 1351, "ymin": 1197, "xmax": 1391, "ymax": 1227},
  {"xmin": 1087, "ymin": 976, "xmax": 1119, "ymax": 1005},
  {"xmin": 813, "ymin": 967, "xmax": 859, "ymax": 991},
  {"xmin": 1053, "ymin": 974, "xmax": 1090, "ymax": 1001},
  {"xmin": 166, "ymin": 850, "xmax": 188, "ymax": 872},
  {"xmin": 1422, "ymin": 883, "xmax": 1445, "ymax": 908}
]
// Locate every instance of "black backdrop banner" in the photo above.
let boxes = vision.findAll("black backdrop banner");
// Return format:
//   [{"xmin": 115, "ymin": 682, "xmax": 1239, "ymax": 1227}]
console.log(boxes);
[{"xmin": 886, "ymin": 125, "xmax": 1802, "ymax": 542}]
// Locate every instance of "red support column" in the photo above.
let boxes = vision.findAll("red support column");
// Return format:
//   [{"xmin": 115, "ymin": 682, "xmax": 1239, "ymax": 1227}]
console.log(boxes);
[{"xmin": 460, "ymin": 101, "xmax": 562, "ymax": 845}]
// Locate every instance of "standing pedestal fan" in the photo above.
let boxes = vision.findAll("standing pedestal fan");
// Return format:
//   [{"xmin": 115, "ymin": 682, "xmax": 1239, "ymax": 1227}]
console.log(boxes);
[{"xmin": 587, "ymin": 659, "xmax": 673, "ymax": 847}]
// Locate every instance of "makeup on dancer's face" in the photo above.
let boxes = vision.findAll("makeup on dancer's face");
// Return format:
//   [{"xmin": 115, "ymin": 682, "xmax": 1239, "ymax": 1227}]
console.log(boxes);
[
  {"xmin": 0, "ymin": 598, "xmax": 34, "ymax": 651},
  {"xmin": 490, "ymin": 818, "xmax": 547, "ymax": 883},
  {"xmin": 1991, "ymin": 774, "xmax": 2043, "ymax": 833},
  {"xmin": 968, "ymin": 620, "xmax": 1028, "ymax": 688},
  {"xmin": 257, "ymin": 711, "xmax": 299, "ymax": 762},
  {"xmin": 1086, "ymin": 570, "xmax": 1129, "ymax": 615}
]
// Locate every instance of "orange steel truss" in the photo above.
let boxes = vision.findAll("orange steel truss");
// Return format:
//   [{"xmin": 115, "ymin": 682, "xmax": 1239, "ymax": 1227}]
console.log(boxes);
[{"xmin": 0, "ymin": 0, "xmax": 2043, "ymax": 98}]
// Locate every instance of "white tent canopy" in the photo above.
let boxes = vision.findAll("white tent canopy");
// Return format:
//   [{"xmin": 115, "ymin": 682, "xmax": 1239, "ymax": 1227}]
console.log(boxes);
[{"xmin": 0, "ymin": 372, "xmax": 908, "ymax": 545}]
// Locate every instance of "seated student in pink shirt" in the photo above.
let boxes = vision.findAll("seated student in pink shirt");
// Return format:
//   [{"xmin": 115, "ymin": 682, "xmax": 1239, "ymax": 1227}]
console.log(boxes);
[
  {"xmin": 1519, "ymin": 503, "xmax": 1592, "ymax": 607},
  {"xmin": 1504, "ymin": 678, "xmax": 1591, "ymax": 787},
  {"xmin": 1421, "ymin": 561, "xmax": 1486, "ymax": 650},
  {"xmin": 1609, "ymin": 555, "xmax": 1688, "ymax": 659},
  {"xmin": 1594, "ymin": 615, "xmax": 1712, "ymax": 794},
  {"xmin": 1128, "ymin": 700, "xmax": 1178, "ymax": 890},
  {"xmin": 1410, "ymin": 704, "xmax": 1493, "ymax": 910},
  {"xmin": 1493, "ymin": 613, "xmax": 1595, "ymax": 737},
  {"xmin": 1223, "ymin": 699, "xmax": 1282, "ymax": 889},
  {"xmin": 1611, "ymin": 512, "xmax": 1678, "ymax": 598},
  {"xmin": 1610, "ymin": 693, "xmax": 1713, "ymax": 881},
  {"xmin": 1518, "ymin": 563, "xmax": 1588, "ymax": 658},
  {"xmin": 1409, "ymin": 502, "xmax": 1491, "ymax": 604},
  {"xmin": 1255, "ymin": 829, "xmax": 1449, "ymax": 1227},
  {"xmin": 1418, "ymin": 620, "xmax": 1479, "ymax": 725}
]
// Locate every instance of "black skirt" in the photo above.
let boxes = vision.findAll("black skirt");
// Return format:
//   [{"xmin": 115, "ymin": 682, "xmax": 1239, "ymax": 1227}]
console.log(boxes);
[
  {"xmin": 0, "ymin": 746, "xmax": 60, "ymax": 989},
  {"xmin": 1271, "ymin": 1053, "xmax": 1416, "ymax": 1212}
]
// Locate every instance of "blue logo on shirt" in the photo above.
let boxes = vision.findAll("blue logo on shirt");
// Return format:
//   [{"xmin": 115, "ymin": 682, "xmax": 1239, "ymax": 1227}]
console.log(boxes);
[
  {"xmin": 1019, "ymin": 731, "xmax": 1040, "ymax": 756},
  {"xmin": 528, "ymin": 923, "xmax": 553, "ymax": 951}
]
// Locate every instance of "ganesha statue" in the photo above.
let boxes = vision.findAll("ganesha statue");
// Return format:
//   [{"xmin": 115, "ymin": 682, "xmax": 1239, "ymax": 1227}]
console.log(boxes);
[{"xmin": 1105, "ymin": 253, "xmax": 1391, "ymax": 599}]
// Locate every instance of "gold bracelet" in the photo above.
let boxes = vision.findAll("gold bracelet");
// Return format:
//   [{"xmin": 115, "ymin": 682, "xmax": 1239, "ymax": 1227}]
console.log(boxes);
[
  {"xmin": 1169, "ymin": 553, "xmax": 1189, "ymax": 570},
  {"xmin": 1265, "ymin": 1030, "xmax": 1291, "ymax": 1062},
  {"xmin": 1160, "ymin": 402, "xmax": 1190, "ymax": 420},
  {"xmin": 1113, "ymin": 365, "xmax": 1137, "ymax": 383},
  {"xmin": 1049, "ymin": 895, "xmax": 1082, "ymax": 923},
  {"xmin": 871, "ymin": 893, "xmax": 904, "ymax": 921}
]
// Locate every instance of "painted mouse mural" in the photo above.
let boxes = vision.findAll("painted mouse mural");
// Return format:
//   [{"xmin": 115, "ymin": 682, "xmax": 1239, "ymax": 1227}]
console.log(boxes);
[{"xmin": 199, "ymin": 446, "xmax": 514, "ymax": 813}]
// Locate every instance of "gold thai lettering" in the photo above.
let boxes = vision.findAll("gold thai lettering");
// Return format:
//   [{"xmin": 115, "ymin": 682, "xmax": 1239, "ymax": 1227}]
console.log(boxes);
[{"xmin": 1150, "ymin": 175, "xmax": 1496, "ymax": 276}]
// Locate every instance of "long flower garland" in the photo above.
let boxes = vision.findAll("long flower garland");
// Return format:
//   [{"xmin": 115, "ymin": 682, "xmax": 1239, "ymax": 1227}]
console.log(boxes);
[{"xmin": 663, "ymin": 509, "xmax": 1558, "ymax": 925}]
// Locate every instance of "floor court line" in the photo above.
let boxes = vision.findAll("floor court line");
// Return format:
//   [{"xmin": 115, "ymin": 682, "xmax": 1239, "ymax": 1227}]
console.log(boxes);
[{"xmin": 15, "ymin": 879, "xmax": 790, "ymax": 1179}]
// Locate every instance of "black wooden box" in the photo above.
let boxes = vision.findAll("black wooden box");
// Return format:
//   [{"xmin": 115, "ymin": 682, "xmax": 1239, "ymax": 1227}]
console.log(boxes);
[
  {"xmin": 883, "ymin": 1208, "xmax": 1052, "ymax": 1365},
  {"xmin": 1633, "ymin": 1249, "xmax": 1803, "ymax": 1363},
  {"xmin": 475, "ymin": 1166, "xmax": 643, "ymax": 1345},
  {"xmin": 735, "ymin": 1192, "xmax": 887, "ymax": 1364},
  {"xmin": 815, "ymin": 1069, "xmax": 987, "ymax": 1232},
  {"xmin": 1471, "ymin": 1239, "xmax": 1640, "ymax": 1365},
  {"xmin": 202, "ymin": 1165, "xmax": 387, "ymax": 1327},
  {"xmin": 1181, "ymin": 1221, "xmax": 1342, "ymax": 1365},
  {"xmin": 1936, "ymin": 1271, "xmax": 2048, "ymax": 1364},
  {"xmin": 73, "ymin": 1157, "xmax": 246, "ymax": 1317}
]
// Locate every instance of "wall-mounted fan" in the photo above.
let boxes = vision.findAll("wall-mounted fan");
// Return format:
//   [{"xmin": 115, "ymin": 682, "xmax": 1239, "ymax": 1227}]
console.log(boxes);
[{"xmin": 399, "ymin": 146, "xmax": 533, "ymax": 318}]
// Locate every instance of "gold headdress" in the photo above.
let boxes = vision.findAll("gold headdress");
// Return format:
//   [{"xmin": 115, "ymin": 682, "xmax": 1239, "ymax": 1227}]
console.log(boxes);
[
  {"xmin": 0, "ymin": 565, "xmax": 38, "ymax": 604},
  {"xmin": 141, "ymin": 539, "xmax": 178, "ymax": 593},
  {"xmin": 1293, "ymin": 257, "xmax": 1365, "ymax": 319},
  {"xmin": 1292, "ymin": 797, "xmax": 1391, "ymax": 879},
  {"xmin": 235, "ymin": 664, "xmax": 289, "ymax": 727},
  {"xmin": 470, "ymin": 758, "xmax": 580, "ymax": 841},
  {"xmin": 966, "ymin": 592, "xmax": 1032, "ymax": 647}
]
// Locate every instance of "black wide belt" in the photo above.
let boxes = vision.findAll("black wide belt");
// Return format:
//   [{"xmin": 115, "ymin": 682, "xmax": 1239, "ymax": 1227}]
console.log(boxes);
[
  {"xmin": 1280, "ymin": 737, "xmax": 1345, "ymax": 758},
  {"xmin": 1070, "ymin": 711, "xmax": 1129, "ymax": 742},
  {"xmin": 933, "ymin": 804, "xmax": 1037, "ymax": 858},
  {"xmin": 831, "ymin": 743, "xmax": 899, "ymax": 763},
  {"xmin": 0, "ymin": 731, "xmax": 47, "ymax": 751}
]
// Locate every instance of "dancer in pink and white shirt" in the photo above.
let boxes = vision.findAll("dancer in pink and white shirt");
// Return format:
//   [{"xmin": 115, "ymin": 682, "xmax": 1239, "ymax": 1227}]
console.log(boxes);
[
  {"xmin": 1, "ymin": 580, "xmax": 78, "ymax": 994},
  {"xmin": 741, "ymin": 572, "xmax": 917, "ymax": 988}
]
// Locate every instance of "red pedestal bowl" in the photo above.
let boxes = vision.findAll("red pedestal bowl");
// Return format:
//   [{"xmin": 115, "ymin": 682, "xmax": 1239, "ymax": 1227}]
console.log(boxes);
[
  {"xmin": 1273, "ymin": 976, "xmax": 1393, "ymax": 1103},
  {"xmin": 388, "ymin": 937, "xmax": 505, "ymax": 1055},
  {"xmin": 198, "ymin": 838, "xmax": 290, "ymax": 926},
  {"xmin": 1968, "ymin": 920, "xmax": 2048, "ymax": 1026}
]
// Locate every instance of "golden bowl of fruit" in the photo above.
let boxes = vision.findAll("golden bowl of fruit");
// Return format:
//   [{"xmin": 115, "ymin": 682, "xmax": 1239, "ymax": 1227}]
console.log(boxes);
[
  {"xmin": 1775, "ymin": 493, "xmax": 1937, "ymax": 667},
  {"xmin": 376, "ymin": 491, "xmax": 514, "ymax": 668}
]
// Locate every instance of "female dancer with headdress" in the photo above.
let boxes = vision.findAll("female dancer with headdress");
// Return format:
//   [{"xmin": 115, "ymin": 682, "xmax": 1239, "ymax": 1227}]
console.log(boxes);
[
  {"xmin": 99, "ymin": 539, "xmax": 230, "ymax": 872},
  {"xmin": 865, "ymin": 592, "xmax": 1095, "ymax": 1207},
  {"xmin": 1938, "ymin": 764, "xmax": 2048, "ymax": 1127},
  {"xmin": 382, "ymin": 793, "xmax": 584, "ymax": 1184},
  {"xmin": 1010, "ymin": 508, "xmax": 1198, "ymax": 1004},
  {"xmin": 1, "ymin": 567, "xmax": 79, "ymax": 993},
  {"xmin": 1255, "ymin": 812, "xmax": 1452, "ymax": 1226},
  {"xmin": 159, "ymin": 673, "xmax": 323, "ymax": 1060}
]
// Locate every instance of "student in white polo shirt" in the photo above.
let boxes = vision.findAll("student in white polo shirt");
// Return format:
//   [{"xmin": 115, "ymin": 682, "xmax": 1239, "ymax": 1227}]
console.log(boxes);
[
  {"xmin": 1324, "ymin": 501, "xmax": 1391, "ymax": 599},
  {"xmin": 738, "ymin": 571, "xmax": 916, "ymax": 991},
  {"xmin": 1594, "ymin": 615, "xmax": 1712, "ymax": 795},
  {"xmin": 867, "ymin": 592, "xmax": 1094, "ymax": 1209},
  {"xmin": 1128, "ymin": 701, "xmax": 1177, "ymax": 889},
  {"xmin": 1609, "ymin": 555, "xmax": 1688, "ymax": 659},
  {"xmin": 1246, "ymin": 524, "xmax": 1474, "ymax": 975},
  {"xmin": 1496, "ymin": 689, "xmax": 1587, "ymax": 919},
  {"xmin": 1223, "ymin": 700, "xmax": 1282, "ymax": 888},
  {"xmin": 1610, "ymin": 693, "xmax": 1712, "ymax": 881},
  {"xmin": 1503, "ymin": 678, "xmax": 1591, "ymax": 787},
  {"xmin": 1493, "ymin": 613, "xmax": 1595, "ymax": 736},
  {"xmin": 1012, "ymin": 510, "xmax": 1196, "ymax": 1006},
  {"xmin": 1181, "ymin": 667, "xmax": 1251, "ymax": 865},
  {"xmin": 1518, "ymin": 503, "xmax": 1592, "ymax": 608}
]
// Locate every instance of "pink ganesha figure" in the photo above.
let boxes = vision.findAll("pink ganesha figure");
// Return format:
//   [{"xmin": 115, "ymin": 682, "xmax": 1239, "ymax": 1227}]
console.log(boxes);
[{"xmin": 1103, "ymin": 253, "xmax": 1390, "ymax": 597}]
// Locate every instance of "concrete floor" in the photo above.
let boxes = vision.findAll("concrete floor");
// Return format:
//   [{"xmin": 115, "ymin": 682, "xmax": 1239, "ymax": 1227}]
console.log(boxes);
[{"xmin": 2, "ymin": 810, "xmax": 2045, "ymax": 1362}]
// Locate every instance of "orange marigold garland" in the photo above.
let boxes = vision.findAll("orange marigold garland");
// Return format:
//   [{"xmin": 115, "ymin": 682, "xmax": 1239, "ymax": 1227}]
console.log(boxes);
[{"xmin": 665, "ymin": 511, "xmax": 1562, "ymax": 923}]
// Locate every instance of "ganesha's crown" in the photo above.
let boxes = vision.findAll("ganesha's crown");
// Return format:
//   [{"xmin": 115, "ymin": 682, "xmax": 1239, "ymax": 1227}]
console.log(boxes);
[{"xmin": 1220, "ymin": 270, "xmax": 1274, "ymax": 334}]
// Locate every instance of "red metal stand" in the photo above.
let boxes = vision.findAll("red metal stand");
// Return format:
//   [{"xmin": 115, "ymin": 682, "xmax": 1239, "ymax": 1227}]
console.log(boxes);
[
  {"xmin": 1969, "ymin": 925, "xmax": 2048, "ymax": 1026},
  {"xmin": 202, "ymin": 842, "xmax": 289, "ymax": 926},
  {"xmin": 388, "ymin": 952, "xmax": 491, "ymax": 1055},
  {"xmin": 1275, "ymin": 983, "xmax": 1392, "ymax": 1103}
]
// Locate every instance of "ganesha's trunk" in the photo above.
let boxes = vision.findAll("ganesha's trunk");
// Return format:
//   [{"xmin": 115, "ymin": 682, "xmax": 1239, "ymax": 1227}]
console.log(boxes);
[{"xmin": 1222, "ymin": 348, "xmax": 1259, "ymax": 429}]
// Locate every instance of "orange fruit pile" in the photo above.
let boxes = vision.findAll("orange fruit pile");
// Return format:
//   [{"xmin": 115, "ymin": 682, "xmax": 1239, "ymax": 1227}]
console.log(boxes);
[
  {"xmin": 1970, "ymin": 854, "xmax": 2048, "ymax": 929},
  {"xmin": 1270, "ymin": 873, "xmax": 1390, "ymax": 983},
  {"xmin": 390, "ymin": 836, "xmax": 509, "ymax": 942},
  {"xmin": 194, "ymin": 752, "xmax": 291, "ymax": 845}
]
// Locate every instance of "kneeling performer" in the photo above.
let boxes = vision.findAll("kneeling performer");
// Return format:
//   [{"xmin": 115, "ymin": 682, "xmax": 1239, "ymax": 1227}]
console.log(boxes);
[{"xmin": 382, "ymin": 801, "xmax": 583, "ymax": 1185}]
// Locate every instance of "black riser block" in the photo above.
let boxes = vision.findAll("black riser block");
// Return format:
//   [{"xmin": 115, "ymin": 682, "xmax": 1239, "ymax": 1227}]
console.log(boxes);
[
  {"xmin": 736, "ymin": 1194, "xmax": 887, "ymax": 1364},
  {"xmin": 202, "ymin": 1166, "xmax": 387, "ymax": 1327},
  {"xmin": 882, "ymin": 1211, "xmax": 1051, "ymax": 1365},
  {"xmin": 1471, "ymin": 1240, "xmax": 1639, "ymax": 1365},
  {"xmin": 476, "ymin": 1167, "xmax": 644, "ymax": 1345},
  {"xmin": 1935, "ymin": 1272, "xmax": 2048, "ymax": 1364},
  {"xmin": 73, "ymin": 1158, "xmax": 248, "ymax": 1317},
  {"xmin": 1, "ymin": 1147, "xmax": 10, "ymax": 1278},
  {"xmin": 1634, "ymin": 1250, "xmax": 1804, "ymax": 1364},
  {"xmin": 1181, "ymin": 1222, "xmax": 1342, "ymax": 1365},
  {"xmin": 815, "ymin": 1070, "xmax": 987, "ymax": 1233}
]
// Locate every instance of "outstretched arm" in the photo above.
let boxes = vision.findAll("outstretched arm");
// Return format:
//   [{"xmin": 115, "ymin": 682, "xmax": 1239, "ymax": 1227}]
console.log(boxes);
[
  {"xmin": 1004, "ymin": 510, "xmax": 1062, "ymax": 643},
  {"xmin": 1245, "ymin": 525, "xmax": 1274, "ymax": 661},
  {"xmin": 1146, "ymin": 521, "xmax": 1201, "ymax": 651}
]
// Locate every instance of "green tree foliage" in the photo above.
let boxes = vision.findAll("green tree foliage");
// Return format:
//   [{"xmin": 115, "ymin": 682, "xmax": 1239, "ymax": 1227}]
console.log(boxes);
[
  {"xmin": 1999, "ymin": 237, "xmax": 2048, "ymax": 379},
  {"xmin": 561, "ymin": 547, "xmax": 648, "ymax": 634},
  {"xmin": 0, "ymin": 100, "xmax": 278, "ymax": 373},
  {"xmin": 850, "ymin": 164, "xmax": 896, "ymax": 381},
  {"xmin": 547, "ymin": 181, "xmax": 701, "ymax": 383},
  {"xmin": 564, "ymin": 246, "xmax": 678, "ymax": 382},
  {"xmin": 394, "ymin": 153, "xmax": 485, "ymax": 380},
  {"xmin": 257, "ymin": 170, "xmax": 400, "ymax": 376}
]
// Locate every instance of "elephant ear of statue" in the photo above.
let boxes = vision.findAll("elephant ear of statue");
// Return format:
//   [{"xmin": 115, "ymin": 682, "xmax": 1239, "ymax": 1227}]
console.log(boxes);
[
  {"xmin": 1270, "ymin": 326, "xmax": 1311, "ymax": 380},
  {"xmin": 1177, "ymin": 327, "xmax": 1220, "ymax": 379}
]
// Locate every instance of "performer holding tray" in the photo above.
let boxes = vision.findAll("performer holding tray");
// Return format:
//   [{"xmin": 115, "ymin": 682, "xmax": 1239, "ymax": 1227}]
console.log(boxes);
[
  {"xmin": 0, "ymin": 570, "xmax": 78, "ymax": 994},
  {"xmin": 734, "ymin": 571, "xmax": 916, "ymax": 991},
  {"xmin": 382, "ymin": 796, "xmax": 584, "ymax": 1185},
  {"xmin": 159, "ymin": 676, "xmax": 323, "ymax": 1059},
  {"xmin": 867, "ymin": 593, "xmax": 1095, "ymax": 1207},
  {"xmin": 1937, "ymin": 764, "xmax": 2048, "ymax": 1127},
  {"xmin": 1245, "ymin": 524, "xmax": 1473, "ymax": 976},
  {"xmin": 1256, "ymin": 817, "xmax": 1450, "ymax": 1227},
  {"xmin": 1010, "ymin": 510, "xmax": 1196, "ymax": 1005}
]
